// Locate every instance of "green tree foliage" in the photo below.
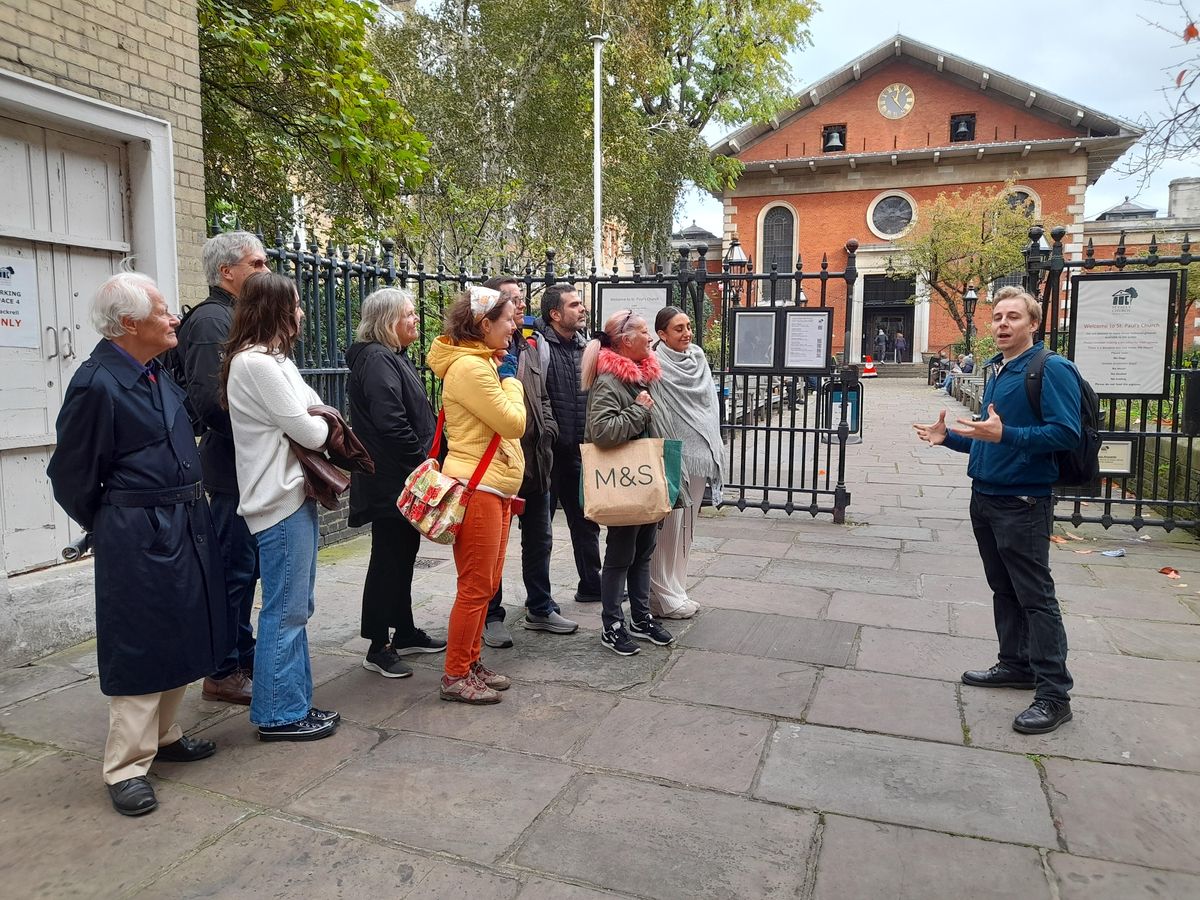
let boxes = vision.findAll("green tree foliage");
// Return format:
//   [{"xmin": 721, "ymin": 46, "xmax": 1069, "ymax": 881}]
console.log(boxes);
[
  {"xmin": 199, "ymin": 0, "xmax": 429, "ymax": 230},
  {"xmin": 897, "ymin": 182, "xmax": 1045, "ymax": 338},
  {"xmin": 371, "ymin": 0, "xmax": 815, "ymax": 262}
]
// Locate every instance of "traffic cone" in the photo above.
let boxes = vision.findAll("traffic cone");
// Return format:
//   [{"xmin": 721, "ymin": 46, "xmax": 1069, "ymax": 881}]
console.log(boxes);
[{"xmin": 861, "ymin": 355, "xmax": 878, "ymax": 378}]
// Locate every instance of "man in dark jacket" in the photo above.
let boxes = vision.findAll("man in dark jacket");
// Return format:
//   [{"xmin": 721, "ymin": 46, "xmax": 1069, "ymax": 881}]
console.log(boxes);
[
  {"xmin": 48, "ymin": 272, "xmax": 231, "ymax": 816},
  {"xmin": 171, "ymin": 231, "xmax": 268, "ymax": 704},
  {"xmin": 482, "ymin": 277, "xmax": 578, "ymax": 648},
  {"xmin": 914, "ymin": 286, "xmax": 1078, "ymax": 735},
  {"xmin": 536, "ymin": 284, "xmax": 602, "ymax": 602}
]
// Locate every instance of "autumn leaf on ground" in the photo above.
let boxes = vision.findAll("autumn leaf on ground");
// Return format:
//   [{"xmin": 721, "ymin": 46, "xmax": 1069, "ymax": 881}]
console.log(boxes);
[
  {"xmin": 1050, "ymin": 535, "xmax": 1068, "ymax": 543},
  {"xmin": 1073, "ymin": 549, "xmax": 1096, "ymax": 554},
  {"xmin": 1064, "ymin": 531, "xmax": 1086, "ymax": 541},
  {"xmin": 1159, "ymin": 566, "xmax": 1181, "ymax": 579}
]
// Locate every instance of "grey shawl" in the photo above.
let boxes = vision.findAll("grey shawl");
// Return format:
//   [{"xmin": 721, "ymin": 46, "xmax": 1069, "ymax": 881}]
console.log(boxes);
[{"xmin": 652, "ymin": 342, "xmax": 725, "ymax": 504}]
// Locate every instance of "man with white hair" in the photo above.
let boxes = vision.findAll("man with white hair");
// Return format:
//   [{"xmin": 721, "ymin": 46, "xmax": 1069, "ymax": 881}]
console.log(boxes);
[
  {"xmin": 48, "ymin": 271, "xmax": 231, "ymax": 816},
  {"xmin": 172, "ymin": 231, "xmax": 269, "ymax": 705}
]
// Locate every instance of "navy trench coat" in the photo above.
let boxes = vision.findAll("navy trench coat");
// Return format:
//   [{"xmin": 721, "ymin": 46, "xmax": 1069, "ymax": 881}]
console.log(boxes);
[{"xmin": 47, "ymin": 339, "xmax": 231, "ymax": 696}]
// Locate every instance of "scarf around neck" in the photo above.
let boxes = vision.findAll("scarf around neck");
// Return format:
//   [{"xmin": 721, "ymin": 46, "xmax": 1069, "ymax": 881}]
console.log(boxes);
[{"xmin": 652, "ymin": 341, "xmax": 725, "ymax": 502}]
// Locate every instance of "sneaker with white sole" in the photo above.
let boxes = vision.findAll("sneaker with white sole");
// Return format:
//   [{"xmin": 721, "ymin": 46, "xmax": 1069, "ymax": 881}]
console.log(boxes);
[
  {"xmin": 482, "ymin": 619, "xmax": 514, "ymax": 648},
  {"xmin": 363, "ymin": 647, "xmax": 414, "ymax": 678},
  {"xmin": 523, "ymin": 611, "xmax": 579, "ymax": 634},
  {"xmin": 655, "ymin": 599, "xmax": 699, "ymax": 620},
  {"xmin": 629, "ymin": 616, "xmax": 675, "ymax": 646},
  {"xmin": 600, "ymin": 622, "xmax": 640, "ymax": 656},
  {"xmin": 440, "ymin": 671, "xmax": 501, "ymax": 704},
  {"xmin": 470, "ymin": 660, "xmax": 511, "ymax": 691},
  {"xmin": 391, "ymin": 629, "xmax": 447, "ymax": 655}
]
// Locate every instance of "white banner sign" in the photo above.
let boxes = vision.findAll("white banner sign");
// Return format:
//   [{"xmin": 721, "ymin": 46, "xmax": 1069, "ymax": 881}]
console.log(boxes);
[
  {"xmin": 0, "ymin": 256, "xmax": 40, "ymax": 350},
  {"xmin": 1072, "ymin": 275, "xmax": 1171, "ymax": 396},
  {"xmin": 596, "ymin": 284, "xmax": 671, "ymax": 330}
]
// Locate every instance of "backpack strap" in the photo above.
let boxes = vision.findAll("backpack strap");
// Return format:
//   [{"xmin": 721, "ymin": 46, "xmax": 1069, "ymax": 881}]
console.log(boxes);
[
  {"xmin": 1023, "ymin": 348, "xmax": 1054, "ymax": 422},
  {"xmin": 427, "ymin": 408, "xmax": 502, "ymax": 491}
]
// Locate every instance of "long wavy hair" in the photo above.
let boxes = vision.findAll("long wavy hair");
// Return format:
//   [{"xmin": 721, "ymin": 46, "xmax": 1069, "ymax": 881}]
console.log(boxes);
[{"xmin": 219, "ymin": 271, "xmax": 301, "ymax": 408}]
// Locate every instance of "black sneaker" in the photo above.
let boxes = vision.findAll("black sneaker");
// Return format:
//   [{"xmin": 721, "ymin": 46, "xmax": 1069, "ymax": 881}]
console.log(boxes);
[
  {"xmin": 629, "ymin": 616, "xmax": 675, "ymax": 646},
  {"xmin": 363, "ymin": 647, "xmax": 414, "ymax": 678},
  {"xmin": 308, "ymin": 706, "xmax": 341, "ymax": 724},
  {"xmin": 392, "ymin": 629, "xmax": 447, "ymax": 656},
  {"xmin": 600, "ymin": 622, "xmax": 640, "ymax": 656},
  {"xmin": 258, "ymin": 713, "xmax": 337, "ymax": 742}
]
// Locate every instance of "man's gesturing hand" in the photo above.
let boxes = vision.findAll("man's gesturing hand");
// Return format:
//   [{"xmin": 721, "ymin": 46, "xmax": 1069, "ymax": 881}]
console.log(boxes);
[
  {"xmin": 912, "ymin": 409, "xmax": 949, "ymax": 446},
  {"xmin": 954, "ymin": 404, "xmax": 1004, "ymax": 443}
]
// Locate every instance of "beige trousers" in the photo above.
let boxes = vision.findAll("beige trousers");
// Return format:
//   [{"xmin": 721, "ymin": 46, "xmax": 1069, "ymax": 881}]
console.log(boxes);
[
  {"xmin": 649, "ymin": 474, "xmax": 706, "ymax": 612},
  {"xmin": 102, "ymin": 686, "xmax": 187, "ymax": 784}
]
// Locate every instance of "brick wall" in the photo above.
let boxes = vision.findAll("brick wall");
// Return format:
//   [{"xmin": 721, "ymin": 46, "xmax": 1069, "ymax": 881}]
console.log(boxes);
[
  {"xmin": 741, "ymin": 60, "xmax": 1084, "ymax": 163},
  {"xmin": 318, "ymin": 495, "xmax": 369, "ymax": 548},
  {"xmin": 0, "ymin": 0, "xmax": 207, "ymax": 306}
]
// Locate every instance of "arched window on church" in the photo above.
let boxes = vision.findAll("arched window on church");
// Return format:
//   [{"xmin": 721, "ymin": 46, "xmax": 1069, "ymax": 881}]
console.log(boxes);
[{"xmin": 762, "ymin": 206, "xmax": 795, "ymax": 304}]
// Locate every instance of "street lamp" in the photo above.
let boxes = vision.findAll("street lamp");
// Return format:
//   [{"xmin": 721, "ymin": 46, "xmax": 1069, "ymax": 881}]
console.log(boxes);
[
  {"xmin": 963, "ymin": 284, "xmax": 979, "ymax": 356},
  {"xmin": 725, "ymin": 234, "xmax": 750, "ymax": 306}
]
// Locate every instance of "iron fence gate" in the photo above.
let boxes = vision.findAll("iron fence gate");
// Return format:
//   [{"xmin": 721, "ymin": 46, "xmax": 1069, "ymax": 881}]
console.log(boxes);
[
  {"xmin": 1025, "ymin": 224, "xmax": 1199, "ymax": 530},
  {"xmin": 219, "ymin": 224, "xmax": 861, "ymax": 522}
]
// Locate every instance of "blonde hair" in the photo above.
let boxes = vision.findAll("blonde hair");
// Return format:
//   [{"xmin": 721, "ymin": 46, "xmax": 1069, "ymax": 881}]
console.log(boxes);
[
  {"xmin": 991, "ymin": 285, "xmax": 1042, "ymax": 327},
  {"xmin": 356, "ymin": 287, "xmax": 415, "ymax": 349},
  {"xmin": 580, "ymin": 309, "xmax": 645, "ymax": 389}
]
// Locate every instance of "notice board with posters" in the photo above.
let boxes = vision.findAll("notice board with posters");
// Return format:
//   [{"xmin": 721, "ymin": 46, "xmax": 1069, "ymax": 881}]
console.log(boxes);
[{"xmin": 1068, "ymin": 271, "xmax": 1176, "ymax": 398}]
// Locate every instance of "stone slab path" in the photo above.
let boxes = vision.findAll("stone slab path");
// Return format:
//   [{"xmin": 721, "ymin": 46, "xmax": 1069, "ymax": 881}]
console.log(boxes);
[{"xmin": 2, "ymin": 378, "xmax": 1199, "ymax": 898}]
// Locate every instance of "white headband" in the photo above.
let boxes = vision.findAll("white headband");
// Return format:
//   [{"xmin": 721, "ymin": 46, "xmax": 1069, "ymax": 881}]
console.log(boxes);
[{"xmin": 469, "ymin": 286, "xmax": 502, "ymax": 318}]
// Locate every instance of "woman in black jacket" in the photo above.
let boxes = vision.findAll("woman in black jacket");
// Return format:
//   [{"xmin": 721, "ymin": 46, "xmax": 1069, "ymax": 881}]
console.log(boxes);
[{"xmin": 347, "ymin": 288, "xmax": 445, "ymax": 677}]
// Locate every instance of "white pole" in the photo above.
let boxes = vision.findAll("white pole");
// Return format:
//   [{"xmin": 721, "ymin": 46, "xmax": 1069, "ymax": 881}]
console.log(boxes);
[{"xmin": 591, "ymin": 33, "xmax": 606, "ymax": 273}]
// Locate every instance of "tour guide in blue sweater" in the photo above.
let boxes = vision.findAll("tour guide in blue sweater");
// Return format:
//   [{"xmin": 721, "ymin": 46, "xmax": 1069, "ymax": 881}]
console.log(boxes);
[{"xmin": 914, "ymin": 286, "xmax": 1080, "ymax": 735}]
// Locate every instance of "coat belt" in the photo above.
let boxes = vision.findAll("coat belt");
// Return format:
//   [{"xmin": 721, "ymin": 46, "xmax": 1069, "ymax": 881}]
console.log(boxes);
[{"xmin": 104, "ymin": 481, "xmax": 204, "ymax": 507}]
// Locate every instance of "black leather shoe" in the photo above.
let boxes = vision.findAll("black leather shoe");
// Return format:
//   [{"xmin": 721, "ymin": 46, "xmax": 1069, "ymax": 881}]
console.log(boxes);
[
  {"xmin": 962, "ymin": 663, "xmax": 1037, "ymax": 689},
  {"xmin": 107, "ymin": 776, "xmax": 158, "ymax": 816},
  {"xmin": 1013, "ymin": 698, "xmax": 1073, "ymax": 734},
  {"xmin": 154, "ymin": 736, "xmax": 216, "ymax": 763},
  {"xmin": 573, "ymin": 591, "xmax": 601, "ymax": 603}
]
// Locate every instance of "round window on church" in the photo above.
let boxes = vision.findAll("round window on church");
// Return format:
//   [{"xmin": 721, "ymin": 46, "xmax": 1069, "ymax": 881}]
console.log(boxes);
[{"xmin": 867, "ymin": 192, "xmax": 916, "ymax": 240}]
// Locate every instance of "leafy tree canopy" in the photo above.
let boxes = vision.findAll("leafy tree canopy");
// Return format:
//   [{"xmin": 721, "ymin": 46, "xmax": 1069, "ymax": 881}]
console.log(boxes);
[
  {"xmin": 896, "ymin": 181, "xmax": 1047, "ymax": 336},
  {"xmin": 199, "ymin": 0, "xmax": 430, "ymax": 230}
]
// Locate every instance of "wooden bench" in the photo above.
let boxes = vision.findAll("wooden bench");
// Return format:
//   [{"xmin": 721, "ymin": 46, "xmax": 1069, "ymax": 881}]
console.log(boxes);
[{"xmin": 953, "ymin": 373, "xmax": 987, "ymax": 413}]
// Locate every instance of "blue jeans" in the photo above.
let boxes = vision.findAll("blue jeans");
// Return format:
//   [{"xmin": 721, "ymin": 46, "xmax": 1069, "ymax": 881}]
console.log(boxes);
[
  {"xmin": 208, "ymin": 491, "xmax": 258, "ymax": 678},
  {"xmin": 488, "ymin": 489, "xmax": 559, "ymax": 622},
  {"xmin": 970, "ymin": 491, "xmax": 1073, "ymax": 702},
  {"xmin": 250, "ymin": 501, "xmax": 318, "ymax": 727},
  {"xmin": 549, "ymin": 448, "xmax": 602, "ymax": 597}
]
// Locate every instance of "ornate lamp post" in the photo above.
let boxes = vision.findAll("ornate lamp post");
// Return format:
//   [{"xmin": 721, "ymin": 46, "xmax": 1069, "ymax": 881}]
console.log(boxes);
[
  {"xmin": 963, "ymin": 284, "xmax": 979, "ymax": 356},
  {"xmin": 724, "ymin": 234, "xmax": 750, "ymax": 306}
]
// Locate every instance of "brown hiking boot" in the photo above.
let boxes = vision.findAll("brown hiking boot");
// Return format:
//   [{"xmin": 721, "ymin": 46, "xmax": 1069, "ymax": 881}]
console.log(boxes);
[
  {"xmin": 440, "ymin": 672, "xmax": 501, "ymax": 704},
  {"xmin": 470, "ymin": 660, "xmax": 511, "ymax": 691}
]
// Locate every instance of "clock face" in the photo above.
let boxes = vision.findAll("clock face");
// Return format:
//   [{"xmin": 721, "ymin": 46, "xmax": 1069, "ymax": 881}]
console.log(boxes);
[{"xmin": 878, "ymin": 83, "xmax": 915, "ymax": 119}]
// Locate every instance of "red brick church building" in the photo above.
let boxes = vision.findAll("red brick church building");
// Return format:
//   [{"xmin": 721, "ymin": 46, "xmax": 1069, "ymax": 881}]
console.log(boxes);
[{"xmin": 711, "ymin": 35, "xmax": 1142, "ymax": 363}]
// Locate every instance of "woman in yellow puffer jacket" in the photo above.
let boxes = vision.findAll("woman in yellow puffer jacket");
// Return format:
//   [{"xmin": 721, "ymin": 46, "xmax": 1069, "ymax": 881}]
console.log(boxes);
[{"xmin": 426, "ymin": 287, "xmax": 525, "ymax": 704}]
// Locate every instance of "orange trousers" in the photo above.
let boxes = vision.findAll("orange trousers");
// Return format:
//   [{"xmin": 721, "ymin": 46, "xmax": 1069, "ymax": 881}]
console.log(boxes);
[{"xmin": 446, "ymin": 492, "xmax": 512, "ymax": 677}]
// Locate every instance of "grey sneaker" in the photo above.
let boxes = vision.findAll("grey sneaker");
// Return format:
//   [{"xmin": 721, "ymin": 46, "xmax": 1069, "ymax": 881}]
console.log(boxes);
[
  {"xmin": 482, "ymin": 619, "xmax": 514, "ymax": 649},
  {"xmin": 523, "ymin": 611, "xmax": 579, "ymax": 634}
]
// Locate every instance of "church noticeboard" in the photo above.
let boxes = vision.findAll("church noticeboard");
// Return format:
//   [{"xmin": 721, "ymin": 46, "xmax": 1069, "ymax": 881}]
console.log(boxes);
[
  {"xmin": 595, "ymin": 283, "xmax": 672, "ymax": 331},
  {"xmin": 0, "ymin": 256, "xmax": 40, "ymax": 350},
  {"xmin": 1068, "ymin": 272, "xmax": 1176, "ymax": 398},
  {"xmin": 729, "ymin": 306, "xmax": 833, "ymax": 373}
]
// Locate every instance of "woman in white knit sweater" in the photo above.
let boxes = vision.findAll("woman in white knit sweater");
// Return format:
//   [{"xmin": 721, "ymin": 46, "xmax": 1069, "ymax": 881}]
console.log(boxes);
[{"xmin": 221, "ymin": 272, "xmax": 340, "ymax": 742}]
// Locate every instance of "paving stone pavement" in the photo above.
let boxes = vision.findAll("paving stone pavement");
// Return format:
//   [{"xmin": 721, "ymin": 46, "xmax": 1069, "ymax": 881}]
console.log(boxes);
[{"xmin": 2, "ymin": 378, "xmax": 1200, "ymax": 897}]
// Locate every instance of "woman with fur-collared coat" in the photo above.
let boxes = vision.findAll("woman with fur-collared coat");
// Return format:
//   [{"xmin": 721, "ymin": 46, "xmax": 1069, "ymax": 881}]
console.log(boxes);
[{"xmin": 582, "ymin": 310, "xmax": 682, "ymax": 658}]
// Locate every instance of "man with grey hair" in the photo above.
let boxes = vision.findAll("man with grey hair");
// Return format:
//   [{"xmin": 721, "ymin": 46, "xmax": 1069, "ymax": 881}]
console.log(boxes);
[
  {"xmin": 172, "ymin": 231, "xmax": 269, "ymax": 704},
  {"xmin": 48, "ymin": 272, "xmax": 231, "ymax": 816}
]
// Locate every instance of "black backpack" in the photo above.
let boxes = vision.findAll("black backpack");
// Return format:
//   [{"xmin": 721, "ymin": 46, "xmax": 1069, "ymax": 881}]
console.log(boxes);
[
  {"xmin": 1024, "ymin": 348, "xmax": 1101, "ymax": 487},
  {"xmin": 161, "ymin": 304, "xmax": 203, "ymax": 435}
]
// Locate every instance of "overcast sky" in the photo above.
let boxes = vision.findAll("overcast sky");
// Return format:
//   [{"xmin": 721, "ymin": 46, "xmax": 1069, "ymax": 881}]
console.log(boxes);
[{"xmin": 674, "ymin": 0, "xmax": 1199, "ymax": 234}]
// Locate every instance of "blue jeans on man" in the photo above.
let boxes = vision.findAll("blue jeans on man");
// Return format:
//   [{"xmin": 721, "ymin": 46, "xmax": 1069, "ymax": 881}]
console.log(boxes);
[
  {"xmin": 208, "ymin": 491, "xmax": 258, "ymax": 678},
  {"xmin": 487, "ymin": 489, "xmax": 560, "ymax": 622},
  {"xmin": 970, "ymin": 491, "xmax": 1072, "ymax": 702},
  {"xmin": 250, "ymin": 501, "xmax": 318, "ymax": 727},
  {"xmin": 549, "ymin": 447, "xmax": 602, "ymax": 598}
]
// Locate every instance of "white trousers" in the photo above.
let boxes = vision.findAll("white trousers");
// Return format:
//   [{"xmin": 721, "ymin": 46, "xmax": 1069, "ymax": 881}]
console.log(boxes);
[
  {"xmin": 649, "ymin": 474, "xmax": 707, "ymax": 612},
  {"xmin": 102, "ymin": 686, "xmax": 186, "ymax": 784}
]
